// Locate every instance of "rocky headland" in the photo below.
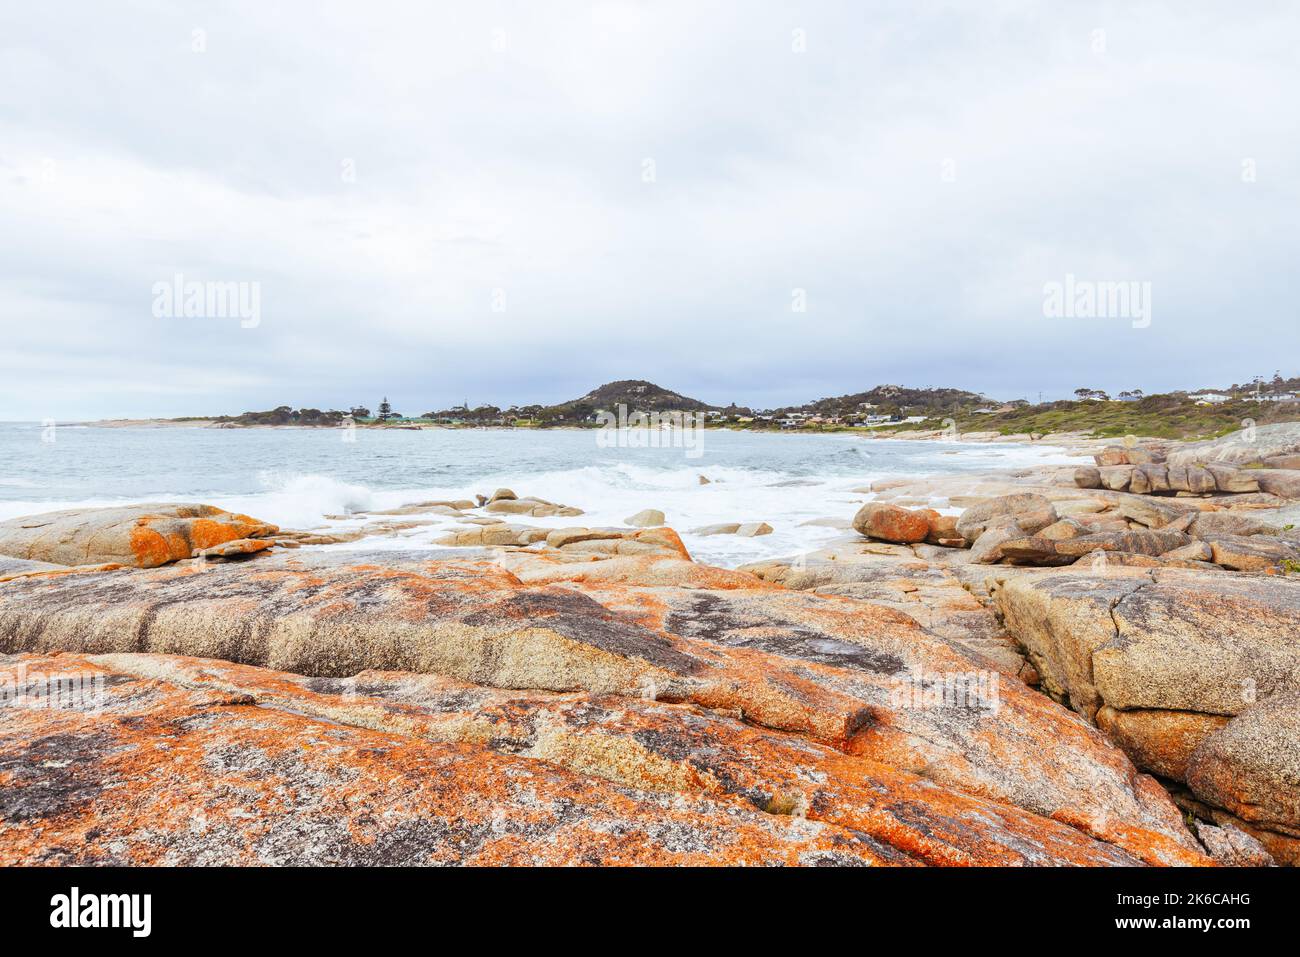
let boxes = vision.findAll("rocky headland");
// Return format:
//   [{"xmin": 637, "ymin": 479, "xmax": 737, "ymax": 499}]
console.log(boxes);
[{"xmin": 2, "ymin": 424, "xmax": 1298, "ymax": 866}]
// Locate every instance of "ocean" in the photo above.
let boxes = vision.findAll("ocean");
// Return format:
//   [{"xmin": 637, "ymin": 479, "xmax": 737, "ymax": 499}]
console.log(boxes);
[{"xmin": 0, "ymin": 423, "xmax": 1077, "ymax": 567}]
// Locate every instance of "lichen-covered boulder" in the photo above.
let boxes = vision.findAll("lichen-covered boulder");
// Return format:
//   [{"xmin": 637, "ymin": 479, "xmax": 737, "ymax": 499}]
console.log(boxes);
[
  {"xmin": 0, "ymin": 550, "xmax": 1205, "ymax": 865},
  {"xmin": 993, "ymin": 567, "xmax": 1300, "ymax": 861},
  {"xmin": 0, "ymin": 651, "xmax": 1178, "ymax": 866},
  {"xmin": 0, "ymin": 504, "xmax": 277, "ymax": 568},
  {"xmin": 1185, "ymin": 691, "xmax": 1300, "ymax": 865},
  {"xmin": 852, "ymin": 503, "xmax": 930, "ymax": 544}
]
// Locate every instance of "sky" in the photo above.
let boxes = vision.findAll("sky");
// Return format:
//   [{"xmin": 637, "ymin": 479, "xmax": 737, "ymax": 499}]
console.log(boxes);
[{"xmin": 2, "ymin": 1, "xmax": 1298, "ymax": 420}]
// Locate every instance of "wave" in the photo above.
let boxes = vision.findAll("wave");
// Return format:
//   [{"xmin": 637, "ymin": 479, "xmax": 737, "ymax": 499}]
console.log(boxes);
[
  {"xmin": 209, "ymin": 473, "xmax": 377, "ymax": 530},
  {"xmin": 0, "ymin": 431, "xmax": 1080, "ymax": 566}
]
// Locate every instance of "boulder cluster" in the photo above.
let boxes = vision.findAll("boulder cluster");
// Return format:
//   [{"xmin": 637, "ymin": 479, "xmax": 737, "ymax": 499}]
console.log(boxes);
[
  {"xmin": 854, "ymin": 450, "xmax": 1300, "ymax": 575},
  {"xmin": 1075, "ymin": 445, "xmax": 1300, "ymax": 499},
  {"xmin": 994, "ymin": 570, "xmax": 1300, "ymax": 864}
]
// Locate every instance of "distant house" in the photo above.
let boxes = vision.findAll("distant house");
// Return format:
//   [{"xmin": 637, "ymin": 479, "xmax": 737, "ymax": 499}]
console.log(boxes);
[
  {"xmin": 1191, "ymin": 392, "xmax": 1231, "ymax": 405},
  {"xmin": 1250, "ymin": 391, "xmax": 1300, "ymax": 403},
  {"xmin": 971, "ymin": 407, "xmax": 998, "ymax": 415}
]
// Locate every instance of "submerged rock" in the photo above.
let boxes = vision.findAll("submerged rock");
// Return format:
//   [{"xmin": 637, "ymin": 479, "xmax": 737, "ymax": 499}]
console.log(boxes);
[{"xmin": 625, "ymin": 509, "xmax": 666, "ymax": 527}]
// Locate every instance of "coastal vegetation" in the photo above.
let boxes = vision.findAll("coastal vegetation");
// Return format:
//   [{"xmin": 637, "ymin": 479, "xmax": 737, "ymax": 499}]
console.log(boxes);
[{"xmin": 186, "ymin": 373, "xmax": 1300, "ymax": 442}]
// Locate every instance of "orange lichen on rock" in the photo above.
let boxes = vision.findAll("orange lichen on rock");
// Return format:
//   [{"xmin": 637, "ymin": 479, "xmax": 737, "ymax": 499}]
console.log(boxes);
[
  {"xmin": 627, "ymin": 526, "xmax": 691, "ymax": 559},
  {"xmin": 0, "ymin": 550, "xmax": 1215, "ymax": 865},
  {"xmin": 0, "ymin": 503, "xmax": 278, "ymax": 568},
  {"xmin": 1, "ymin": 652, "xmax": 1191, "ymax": 866},
  {"xmin": 0, "ymin": 655, "xmax": 909, "ymax": 866}
]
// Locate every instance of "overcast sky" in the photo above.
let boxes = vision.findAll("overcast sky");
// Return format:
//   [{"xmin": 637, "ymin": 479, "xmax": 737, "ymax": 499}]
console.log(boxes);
[{"xmin": 2, "ymin": 1, "xmax": 1297, "ymax": 419}]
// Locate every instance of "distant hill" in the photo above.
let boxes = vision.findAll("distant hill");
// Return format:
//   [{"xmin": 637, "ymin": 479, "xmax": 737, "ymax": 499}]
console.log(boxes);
[
  {"xmin": 421, "ymin": 380, "xmax": 725, "ymax": 425},
  {"xmin": 776, "ymin": 384, "xmax": 992, "ymax": 418},
  {"xmin": 553, "ymin": 380, "xmax": 722, "ymax": 417}
]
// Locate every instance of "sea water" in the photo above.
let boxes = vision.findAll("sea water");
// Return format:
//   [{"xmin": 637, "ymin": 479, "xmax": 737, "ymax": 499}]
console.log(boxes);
[{"xmin": 0, "ymin": 424, "xmax": 1077, "ymax": 567}]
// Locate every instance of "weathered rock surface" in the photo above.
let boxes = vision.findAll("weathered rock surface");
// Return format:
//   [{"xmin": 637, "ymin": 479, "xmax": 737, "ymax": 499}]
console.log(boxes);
[
  {"xmin": 1162, "ymin": 541, "xmax": 1214, "ymax": 563},
  {"xmin": 1166, "ymin": 423, "xmax": 1300, "ymax": 468},
  {"xmin": 1129, "ymin": 465, "xmax": 1167, "ymax": 495},
  {"xmin": 0, "ymin": 504, "xmax": 278, "ymax": 568},
  {"xmin": 1187, "ymin": 512, "xmax": 1280, "ymax": 539},
  {"xmin": 956, "ymin": 494, "xmax": 1057, "ymax": 544},
  {"xmin": 1099, "ymin": 465, "xmax": 1136, "ymax": 491},
  {"xmin": 0, "ymin": 556, "xmax": 67, "ymax": 580},
  {"xmin": 1255, "ymin": 469, "xmax": 1300, "ymax": 499},
  {"xmin": 1195, "ymin": 823, "xmax": 1276, "ymax": 866},
  {"xmin": 1038, "ymin": 518, "xmax": 1088, "ymax": 540},
  {"xmin": 1052, "ymin": 528, "xmax": 1193, "ymax": 559},
  {"xmin": 691, "ymin": 523, "xmax": 741, "ymax": 536},
  {"xmin": 1205, "ymin": 535, "xmax": 1300, "ymax": 572},
  {"xmin": 997, "ymin": 570, "xmax": 1300, "ymax": 718},
  {"xmin": 485, "ymin": 497, "xmax": 583, "ymax": 518},
  {"xmin": 852, "ymin": 503, "xmax": 930, "ymax": 544},
  {"xmin": 1167, "ymin": 465, "xmax": 1218, "ymax": 495},
  {"xmin": 193, "ymin": 537, "xmax": 274, "ymax": 560},
  {"xmin": 0, "ymin": 549, "xmax": 1206, "ymax": 865},
  {"xmin": 1205, "ymin": 464, "xmax": 1260, "ymax": 494},
  {"xmin": 740, "ymin": 544, "xmax": 1033, "ymax": 680},
  {"xmin": 1186, "ymin": 691, "xmax": 1300, "ymax": 863},
  {"xmin": 924, "ymin": 514, "xmax": 961, "ymax": 546},
  {"xmin": 1116, "ymin": 496, "xmax": 1197, "ymax": 529},
  {"xmin": 1096, "ymin": 447, "xmax": 1154, "ymax": 467},
  {"xmin": 0, "ymin": 650, "xmax": 1174, "ymax": 866},
  {"xmin": 969, "ymin": 521, "xmax": 1021, "ymax": 564},
  {"xmin": 1075, "ymin": 466, "xmax": 1102, "ymax": 489},
  {"xmin": 994, "ymin": 568, "xmax": 1300, "ymax": 861},
  {"xmin": 625, "ymin": 509, "xmax": 666, "ymax": 527}
]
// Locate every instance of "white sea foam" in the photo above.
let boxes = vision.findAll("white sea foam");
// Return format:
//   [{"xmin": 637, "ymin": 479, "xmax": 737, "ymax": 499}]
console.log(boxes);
[
  {"xmin": 210, "ymin": 473, "xmax": 379, "ymax": 530},
  {"xmin": 0, "ymin": 426, "xmax": 1080, "ymax": 567}
]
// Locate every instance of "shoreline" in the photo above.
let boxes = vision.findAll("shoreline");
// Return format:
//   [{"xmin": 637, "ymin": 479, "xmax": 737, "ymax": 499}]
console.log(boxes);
[{"xmin": 43, "ymin": 417, "xmax": 1110, "ymax": 449}]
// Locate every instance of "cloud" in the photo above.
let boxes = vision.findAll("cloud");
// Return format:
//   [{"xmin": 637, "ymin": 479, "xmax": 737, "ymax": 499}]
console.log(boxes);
[{"xmin": 1, "ymin": 0, "xmax": 1297, "ymax": 418}]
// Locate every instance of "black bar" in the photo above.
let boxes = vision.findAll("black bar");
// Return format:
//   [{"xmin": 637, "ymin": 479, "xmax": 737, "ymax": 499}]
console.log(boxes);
[{"xmin": 0, "ymin": 865, "xmax": 1282, "ymax": 942}]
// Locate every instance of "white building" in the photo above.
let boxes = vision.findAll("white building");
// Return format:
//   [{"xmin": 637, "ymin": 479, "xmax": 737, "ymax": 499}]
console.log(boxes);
[{"xmin": 1250, "ymin": 391, "xmax": 1300, "ymax": 403}]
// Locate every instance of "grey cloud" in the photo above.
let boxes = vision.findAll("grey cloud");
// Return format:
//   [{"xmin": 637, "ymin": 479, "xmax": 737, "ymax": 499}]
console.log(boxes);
[{"xmin": 1, "ymin": 1, "xmax": 1297, "ymax": 419}]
